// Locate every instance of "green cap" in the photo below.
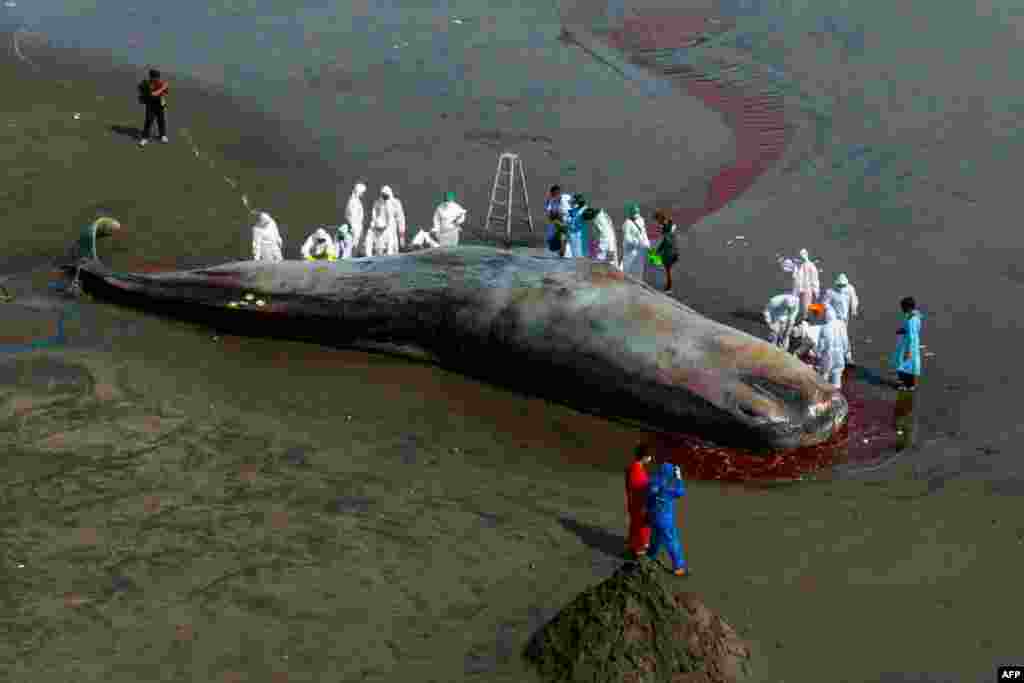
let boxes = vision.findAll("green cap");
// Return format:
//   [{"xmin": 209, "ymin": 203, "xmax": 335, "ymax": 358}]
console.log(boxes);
[
  {"xmin": 624, "ymin": 202, "xmax": 640, "ymax": 218},
  {"xmin": 444, "ymin": 191, "xmax": 456, "ymax": 202}
]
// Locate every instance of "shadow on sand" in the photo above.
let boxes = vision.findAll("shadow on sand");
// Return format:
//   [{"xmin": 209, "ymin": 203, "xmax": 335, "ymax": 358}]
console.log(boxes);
[
  {"xmin": 559, "ymin": 516, "xmax": 626, "ymax": 559},
  {"xmin": 110, "ymin": 125, "xmax": 142, "ymax": 139},
  {"xmin": 729, "ymin": 309, "xmax": 765, "ymax": 325}
]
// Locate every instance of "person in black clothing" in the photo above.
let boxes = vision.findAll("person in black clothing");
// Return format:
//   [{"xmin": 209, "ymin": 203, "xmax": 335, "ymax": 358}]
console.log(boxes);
[{"xmin": 137, "ymin": 68, "xmax": 169, "ymax": 146}]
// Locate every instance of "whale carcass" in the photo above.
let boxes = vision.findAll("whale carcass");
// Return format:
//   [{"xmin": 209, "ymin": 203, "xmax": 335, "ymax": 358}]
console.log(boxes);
[{"xmin": 66, "ymin": 228, "xmax": 846, "ymax": 450}]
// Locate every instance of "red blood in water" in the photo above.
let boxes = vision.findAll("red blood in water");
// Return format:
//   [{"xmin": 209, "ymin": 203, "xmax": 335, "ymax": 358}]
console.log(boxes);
[
  {"xmin": 601, "ymin": 16, "xmax": 788, "ymax": 242},
  {"xmin": 657, "ymin": 370, "xmax": 902, "ymax": 482}
]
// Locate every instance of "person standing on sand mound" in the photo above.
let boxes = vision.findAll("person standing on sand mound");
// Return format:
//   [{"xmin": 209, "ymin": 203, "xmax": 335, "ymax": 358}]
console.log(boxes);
[
  {"xmin": 646, "ymin": 459, "xmax": 689, "ymax": 577},
  {"xmin": 625, "ymin": 445, "xmax": 653, "ymax": 559}
]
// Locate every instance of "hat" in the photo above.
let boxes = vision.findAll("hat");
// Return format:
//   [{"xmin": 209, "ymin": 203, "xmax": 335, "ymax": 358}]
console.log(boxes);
[
  {"xmin": 624, "ymin": 202, "xmax": 640, "ymax": 217},
  {"xmin": 444, "ymin": 191, "xmax": 456, "ymax": 202},
  {"xmin": 581, "ymin": 207, "xmax": 598, "ymax": 220},
  {"xmin": 571, "ymin": 193, "xmax": 586, "ymax": 207},
  {"xmin": 835, "ymin": 273, "xmax": 849, "ymax": 287}
]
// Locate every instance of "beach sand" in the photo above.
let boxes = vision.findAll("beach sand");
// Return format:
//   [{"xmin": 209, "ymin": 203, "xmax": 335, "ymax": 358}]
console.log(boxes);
[{"xmin": 2, "ymin": 5, "xmax": 1023, "ymax": 682}]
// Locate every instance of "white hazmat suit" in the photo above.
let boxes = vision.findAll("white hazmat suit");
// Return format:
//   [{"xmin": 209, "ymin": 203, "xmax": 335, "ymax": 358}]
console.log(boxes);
[
  {"xmin": 300, "ymin": 227, "xmax": 339, "ymax": 261},
  {"xmin": 814, "ymin": 304, "xmax": 850, "ymax": 388},
  {"xmin": 620, "ymin": 214, "xmax": 650, "ymax": 278},
  {"xmin": 823, "ymin": 274, "xmax": 859, "ymax": 363},
  {"xmin": 368, "ymin": 186, "xmax": 405, "ymax": 256},
  {"xmin": 591, "ymin": 209, "xmax": 619, "ymax": 266},
  {"xmin": 345, "ymin": 182, "xmax": 367, "ymax": 257},
  {"xmin": 432, "ymin": 199, "xmax": 467, "ymax": 247},
  {"xmin": 792, "ymin": 248, "xmax": 820, "ymax": 320},
  {"xmin": 410, "ymin": 229, "xmax": 440, "ymax": 249},
  {"xmin": 251, "ymin": 212, "xmax": 284, "ymax": 262},
  {"xmin": 764, "ymin": 293, "xmax": 800, "ymax": 351}
]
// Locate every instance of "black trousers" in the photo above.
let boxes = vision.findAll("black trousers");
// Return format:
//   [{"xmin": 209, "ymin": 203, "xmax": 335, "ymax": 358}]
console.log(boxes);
[
  {"xmin": 142, "ymin": 104, "xmax": 167, "ymax": 139},
  {"xmin": 897, "ymin": 371, "xmax": 917, "ymax": 389}
]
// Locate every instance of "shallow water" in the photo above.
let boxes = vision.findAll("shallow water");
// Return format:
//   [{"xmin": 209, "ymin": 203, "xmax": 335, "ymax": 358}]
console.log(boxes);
[{"xmin": 1, "ymin": 0, "xmax": 732, "ymax": 224}]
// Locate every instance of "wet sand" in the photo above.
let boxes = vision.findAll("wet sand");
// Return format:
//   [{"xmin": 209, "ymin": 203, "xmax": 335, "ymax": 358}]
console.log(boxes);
[{"xmin": 2, "ymin": 6, "xmax": 1024, "ymax": 683}]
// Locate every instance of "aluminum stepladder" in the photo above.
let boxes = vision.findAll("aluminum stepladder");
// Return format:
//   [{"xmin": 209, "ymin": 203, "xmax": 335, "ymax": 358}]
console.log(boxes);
[{"xmin": 484, "ymin": 152, "xmax": 534, "ymax": 244}]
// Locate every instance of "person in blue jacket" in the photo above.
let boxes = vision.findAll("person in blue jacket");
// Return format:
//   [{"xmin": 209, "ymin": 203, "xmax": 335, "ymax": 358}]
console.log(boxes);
[
  {"xmin": 891, "ymin": 296, "xmax": 922, "ymax": 391},
  {"xmin": 566, "ymin": 194, "xmax": 588, "ymax": 258},
  {"xmin": 645, "ymin": 460, "xmax": 689, "ymax": 577}
]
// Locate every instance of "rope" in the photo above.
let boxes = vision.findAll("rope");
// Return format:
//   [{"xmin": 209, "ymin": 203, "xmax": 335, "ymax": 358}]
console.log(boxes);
[
  {"xmin": 179, "ymin": 128, "xmax": 253, "ymax": 215},
  {"xmin": 8, "ymin": 30, "xmax": 254, "ymax": 216}
]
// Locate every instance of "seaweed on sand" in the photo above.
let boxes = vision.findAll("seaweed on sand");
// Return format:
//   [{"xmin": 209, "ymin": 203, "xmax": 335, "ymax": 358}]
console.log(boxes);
[{"xmin": 524, "ymin": 557, "xmax": 753, "ymax": 683}]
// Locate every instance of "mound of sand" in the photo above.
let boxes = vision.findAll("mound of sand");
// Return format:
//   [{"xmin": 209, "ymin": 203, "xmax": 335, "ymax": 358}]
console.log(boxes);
[{"xmin": 524, "ymin": 557, "xmax": 753, "ymax": 683}]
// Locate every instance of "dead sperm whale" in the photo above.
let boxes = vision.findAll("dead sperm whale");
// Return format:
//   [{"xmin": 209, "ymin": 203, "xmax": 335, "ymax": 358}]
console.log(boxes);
[{"xmin": 67, "ymin": 233, "xmax": 846, "ymax": 450}]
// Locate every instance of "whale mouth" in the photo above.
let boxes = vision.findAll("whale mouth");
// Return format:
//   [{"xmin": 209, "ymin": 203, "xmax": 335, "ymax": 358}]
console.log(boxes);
[{"xmin": 732, "ymin": 375, "xmax": 847, "ymax": 447}]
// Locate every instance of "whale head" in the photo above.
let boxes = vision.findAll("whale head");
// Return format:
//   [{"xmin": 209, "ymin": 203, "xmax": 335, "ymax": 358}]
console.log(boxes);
[{"xmin": 494, "ymin": 257, "xmax": 849, "ymax": 450}]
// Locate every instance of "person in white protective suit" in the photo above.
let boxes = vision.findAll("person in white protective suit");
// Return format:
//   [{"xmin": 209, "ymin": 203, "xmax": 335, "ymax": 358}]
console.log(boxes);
[
  {"xmin": 582, "ymin": 207, "xmax": 618, "ymax": 266},
  {"xmin": 764, "ymin": 293, "xmax": 800, "ymax": 351},
  {"xmin": 791, "ymin": 319, "xmax": 821, "ymax": 359},
  {"xmin": 300, "ymin": 227, "xmax": 339, "ymax": 261},
  {"xmin": 792, "ymin": 248, "xmax": 820, "ymax": 322},
  {"xmin": 823, "ymin": 273, "xmax": 859, "ymax": 364},
  {"xmin": 410, "ymin": 227, "xmax": 440, "ymax": 249},
  {"xmin": 620, "ymin": 202, "xmax": 650, "ymax": 278},
  {"xmin": 251, "ymin": 211, "xmax": 284, "ymax": 262},
  {"xmin": 432, "ymin": 191, "xmax": 467, "ymax": 247},
  {"xmin": 345, "ymin": 182, "xmax": 367, "ymax": 257},
  {"xmin": 814, "ymin": 303, "xmax": 850, "ymax": 389},
  {"xmin": 368, "ymin": 185, "xmax": 406, "ymax": 256}
]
